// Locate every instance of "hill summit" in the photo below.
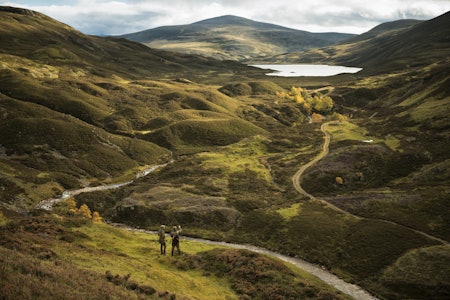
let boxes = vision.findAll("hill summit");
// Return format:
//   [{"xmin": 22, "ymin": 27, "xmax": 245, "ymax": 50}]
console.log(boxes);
[{"xmin": 120, "ymin": 15, "xmax": 355, "ymax": 61}]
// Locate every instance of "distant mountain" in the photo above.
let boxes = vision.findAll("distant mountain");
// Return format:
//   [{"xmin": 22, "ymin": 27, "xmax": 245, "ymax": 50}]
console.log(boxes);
[
  {"xmin": 265, "ymin": 11, "xmax": 450, "ymax": 73},
  {"xmin": 120, "ymin": 15, "xmax": 355, "ymax": 61}
]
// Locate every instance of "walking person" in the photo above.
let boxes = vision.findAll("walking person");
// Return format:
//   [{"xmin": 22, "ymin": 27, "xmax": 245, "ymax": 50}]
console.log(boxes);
[
  {"xmin": 158, "ymin": 225, "xmax": 166, "ymax": 255},
  {"xmin": 171, "ymin": 225, "xmax": 182, "ymax": 256}
]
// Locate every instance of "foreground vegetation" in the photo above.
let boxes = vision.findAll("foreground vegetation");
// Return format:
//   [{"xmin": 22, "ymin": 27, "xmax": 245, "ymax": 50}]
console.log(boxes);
[{"xmin": 0, "ymin": 212, "xmax": 350, "ymax": 300}]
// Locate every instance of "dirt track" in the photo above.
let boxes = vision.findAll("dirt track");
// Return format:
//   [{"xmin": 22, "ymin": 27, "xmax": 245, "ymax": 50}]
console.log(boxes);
[
  {"xmin": 291, "ymin": 122, "xmax": 448, "ymax": 244},
  {"xmin": 292, "ymin": 122, "xmax": 347, "ymax": 214}
]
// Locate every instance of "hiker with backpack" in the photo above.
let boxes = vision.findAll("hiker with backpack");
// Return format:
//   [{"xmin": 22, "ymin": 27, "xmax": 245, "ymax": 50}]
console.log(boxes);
[
  {"xmin": 158, "ymin": 225, "xmax": 166, "ymax": 255},
  {"xmin": 171, "ymin": 225, "xmax": 182, "ymax": 256}
]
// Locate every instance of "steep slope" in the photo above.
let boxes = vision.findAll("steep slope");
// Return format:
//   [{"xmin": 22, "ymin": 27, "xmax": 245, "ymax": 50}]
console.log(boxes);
[
  {"xmin": 268, "ymin": 11, "xmax": 450, "ymax": 73},
  {"xmin": 341, "ymin": 19, "xmax": 422, "ymax": 43},
  {"xmin": 337, "ymin": 11, "xmax": 450, "ymax": 71},
  {"xmin": 0, "ymin": 6, "xmax": 268, "ymax": 209},
  {"xmin": 0, "ymin": 213, "xmax": 351, "ymax": 300},
  {"xmin": 0, "ymin": 95, "xmax": 169, "ymax": 210},
  {"xmin": 0, "ymin": 7, "xmax": 258, "ymax": 80},
  {"xmin": 120, "ymin": 15, "xmax": 354, "ymax": 61}
]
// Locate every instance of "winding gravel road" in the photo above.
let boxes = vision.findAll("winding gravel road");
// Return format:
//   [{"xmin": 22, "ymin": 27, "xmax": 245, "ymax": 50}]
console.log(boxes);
[{"xmin": 292, "ymin": 122, "xmax": 347, "ymax": 214}]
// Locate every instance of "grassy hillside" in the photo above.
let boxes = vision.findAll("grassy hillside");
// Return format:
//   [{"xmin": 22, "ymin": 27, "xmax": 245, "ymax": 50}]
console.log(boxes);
[
  {"xmin": 0, "ymin": 7, "xmax": 269, "ymax": 210},
  {"xmin": 0, "ymin": 213, "xmax": 350, "ymax": 300},
  {"xmin": 300, "ymin": 62, "xmax": 450, "ymax": 243},
  {"xmin": 0, "ymin": 94, "xmax": 169, "ymax": 210},
  {"xmin": 120, "ymin": 15, "xmax": 354, "ymax": 61}
]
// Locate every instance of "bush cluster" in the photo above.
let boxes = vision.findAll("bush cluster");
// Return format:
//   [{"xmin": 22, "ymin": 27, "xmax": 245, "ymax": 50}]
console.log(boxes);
[
  {"xmin": 276, "ymin": 86, "xmax": 334, "ymax": 115},
  {"xmin": 178, "ymin": 248, "xmax": 342, "ymax": 300},
  {"xmin": 105, "ymin": 271, "xmax": 162, "ymax": 297}
]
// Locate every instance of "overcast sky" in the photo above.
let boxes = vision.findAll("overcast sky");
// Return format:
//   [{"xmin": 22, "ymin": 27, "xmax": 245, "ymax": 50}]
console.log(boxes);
[{"xmin": 2, "ymin": 0, "xmax": 449, "ymax": 35}]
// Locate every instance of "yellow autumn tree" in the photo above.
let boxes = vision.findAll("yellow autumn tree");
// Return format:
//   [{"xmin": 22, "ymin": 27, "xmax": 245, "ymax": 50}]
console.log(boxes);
[
  {"xmin": 91, "ymin": 211, "xmax": 103, "ymax": 223},
  {"xmin": 311, "ymin": 95, "xmax": 333, "ymax": 113},
  {"xmin": 329, "ymin": 112, "xmax": 347, "ymax": 122},
  {"xmin": 277, "ymin": 86, "xmax": 333, "ymax": 115},
  {"xmin": 290, "ymin": 86, "xmax": 304, "ymax": 95},
  {"xmin": 65, "ymin": 198, "xmax": 78, "ymax": 215},
  {"xmin": 77, "ymin": 204, "xmax": 92, "ymax": 219},
  {"xmin": 311, "ymin": 113, "xmax": 324, "ymax": 123},
  {"xmin": 335, "ymin": 177, "xmax": 344, "ymax": 185},
  {"xmin": 60, "ymin": 198, "xmax": 102, "ymax": 222},
  {"xmin": 294, "ymin": 93, "xmax": 305, "ymax": 104}
]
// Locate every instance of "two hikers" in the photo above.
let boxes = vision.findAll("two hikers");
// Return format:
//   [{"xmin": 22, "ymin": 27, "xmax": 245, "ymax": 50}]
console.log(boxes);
[{"xmin": 158, "ymin": 224, "xmax": 182, "ymax": 256}]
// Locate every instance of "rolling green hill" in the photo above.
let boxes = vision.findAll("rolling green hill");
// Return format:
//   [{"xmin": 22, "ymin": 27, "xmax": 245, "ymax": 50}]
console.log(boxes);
[
  {"xmin": 1, "ymin": 6, "xmax": 449, "ymax": 300},
  {"xmin": 0, "ymin": 7, "xmax": 262, "ymax": 81},
  {"xmin": 120, "ymin": 15, "xmax": 354, "ymax": 61},
  {"xmin": 0, "ymin": 213, "xmax": 350, "ymax": 300},
  {"xmin": 0, "ymin": 6, "xmax": 274, "ymax": 209}
]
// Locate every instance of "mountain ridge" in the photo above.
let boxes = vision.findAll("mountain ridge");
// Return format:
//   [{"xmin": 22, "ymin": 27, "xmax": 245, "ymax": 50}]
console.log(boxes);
[
  {"xmin": 341, "ymin": 19, "xmax": 422, "ymax": 44},
  {"xmin": 120, "ymin": 15, "xmax": 355, "ymax": 60},
  {"xmin": 264, "ymin": 11, "xmax": 450, "ymax": 73},
  {"xmin": 0, "ymin": 7, "xmax": 260, "ymax": 81}
]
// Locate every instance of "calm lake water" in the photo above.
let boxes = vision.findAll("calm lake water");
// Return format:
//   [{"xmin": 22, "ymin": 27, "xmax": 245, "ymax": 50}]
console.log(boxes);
[{"xmin": 251, "ymin": 64, "xmax": 362, "ymax": 77}]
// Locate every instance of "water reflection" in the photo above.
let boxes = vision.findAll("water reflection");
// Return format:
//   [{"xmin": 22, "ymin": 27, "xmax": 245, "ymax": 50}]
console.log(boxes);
[{"xmin": 251, "ymin": 64, "xmax": 362, "ymax": 77}]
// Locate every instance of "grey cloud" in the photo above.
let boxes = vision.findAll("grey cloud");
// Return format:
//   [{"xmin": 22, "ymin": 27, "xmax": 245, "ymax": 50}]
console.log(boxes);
[
  {"xmin": 1, "ymin": 0, "xmax": 449, "ymax": 35},
  {"xmin": 70, "ymin": 11, "xmax": 162, "ymax": 35}
]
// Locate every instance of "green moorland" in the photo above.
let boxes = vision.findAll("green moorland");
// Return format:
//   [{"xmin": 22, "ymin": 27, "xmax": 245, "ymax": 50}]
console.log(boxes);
[
  {"xmin": 1, "ymin": 6, "xmax": 450, "ymax": 300},
  {"xmin": 265, "ymin": 11, "xmax": 450, "ymax": 75},
  {"xmin": 0, "ymin": 212, "xmax": 350, "ymax": 300}
]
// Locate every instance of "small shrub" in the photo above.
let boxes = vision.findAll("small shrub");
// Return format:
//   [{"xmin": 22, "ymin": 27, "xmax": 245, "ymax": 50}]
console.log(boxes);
[
  {"xmin": 105, "ymin": 271, "xmax": 157, "ymax": 296},
  {"xmin": 180, "ymin": 248, "xmax": 340, "ymax": 299}
]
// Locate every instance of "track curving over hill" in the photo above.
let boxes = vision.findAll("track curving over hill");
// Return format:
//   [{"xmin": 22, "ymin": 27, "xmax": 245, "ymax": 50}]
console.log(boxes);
[
  {"xmin": 292, "ymin": 122, "xmax": 449, "ymax": 245},
  {"xmin": 292, "ymin": 122, "xmax": 347, "ymax": 214}
]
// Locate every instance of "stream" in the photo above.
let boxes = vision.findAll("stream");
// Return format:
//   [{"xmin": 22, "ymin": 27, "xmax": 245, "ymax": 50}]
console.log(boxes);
[{"xmin": 36, "ymin": 164, "xmax": 166, "ymax": 210}]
